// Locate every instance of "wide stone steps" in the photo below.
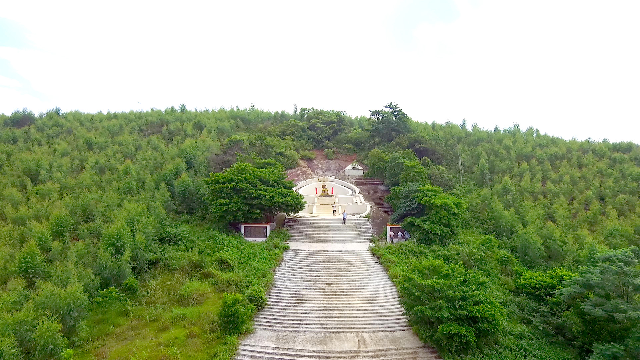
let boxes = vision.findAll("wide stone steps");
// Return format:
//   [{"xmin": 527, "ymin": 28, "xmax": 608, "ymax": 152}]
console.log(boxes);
[
  {"xmin": 251, "ymin": 323, "xmax": 410, "ymax": 333},
  {"xmin": 288, "ymin": 238, "xmax": 370, "ymax": 243},
  {"xmin": 236, "ymin": 343, "xmax": 435, "ymax": 360},
  {"xmin": 236, "ymin": 210, "xmax": 438, "ymax": 359},
  {"xmin": 287, "ymin": 235, "xmax": 371, "ymax": 243}
]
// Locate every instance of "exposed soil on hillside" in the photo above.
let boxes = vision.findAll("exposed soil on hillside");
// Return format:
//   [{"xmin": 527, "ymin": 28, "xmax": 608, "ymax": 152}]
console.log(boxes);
[
  {"xmin": 286, "ymin": 150, "xmax": 357, "ymax": 182},
  {"xmin": 287, "ymin": 150, "xmax": 391, "ymax": 237}
]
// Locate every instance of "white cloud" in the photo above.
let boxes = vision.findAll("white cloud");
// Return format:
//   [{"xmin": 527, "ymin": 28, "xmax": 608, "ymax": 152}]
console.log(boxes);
[
  {"xmin": 1, "ymin": 0, "xmax": 639, "ymax": 143},
  {"xmin": 0, "ymin": 74, "xmax": 22, "ymax": 89}
]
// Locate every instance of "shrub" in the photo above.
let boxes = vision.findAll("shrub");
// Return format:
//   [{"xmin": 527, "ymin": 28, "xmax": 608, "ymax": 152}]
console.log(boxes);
[
  {"xmin": 27, "ymin": 221, "xmax": 53, "ymax": 254},
  {"xmin": 435, "ymin": 323, "xmax": 477, "ymax": 355},
  {"xmin": 0, "ymin": 279, "xmax": 29, "ymax": 313},
  {"xmin": 33, "ymin": 318, "xmax": 68, "ymax": 360},
  {"xmin": 386, "ymin": 254, "xmax": 505, "ymax": 355},
  {"xmin": 101, "ymin": 221, "xmax": 131, "ymax": 258},
  {"xmin": 0, "ymin": 335, "xmax": 22, "ymax": 360},
  {"xmin": 120, "ymin": 276, "xmax": 139, "ymax": 297},
  {"xmin": 33, "ymin": 282, "xmax": 89, "ymax": 339},
  {"xmin": 0, "ymin": 246, "xmax": 17, "ymax": 286},
  {"xmin": 399, "ymin": 185, "xmax": 466, "ymax": 246},
  {"xmin": 212, "ymin": 252, "xmax": 235, "ymax": 272},
  {"xmin": 299, "ymin": 150, "xmax": 316, "ymax": 160},
  {"xmin": 49, "ymin": 211, "xmax": 73, "ymax": 242},
  {"xmin": 323, "ymin": 148, "xmax": 335, "ymax": 160},
  {"xmin": 158, "ymin": 224, "xmax": 190, "ymax": 245},
  {"xmin": 16, "ymin": 241, "xmax": 48, "ymax": 288},
  {"xmin": 6, "ymin": 305, "xmax": 39, "ymax": 356},
  {"xmin": 218, "ymin": 293, "xmax": 255, "ymax": 335},
  {"xmin": 245, "ymin": 286, "xmax": 267, "ymax": 310},
  {"xmin": 515, "ymin": 268, "xmax": 575, "ymax": 304},
  {"xmin": 93, "ymin": 247, "xmax": 132, "ymax": 289}
]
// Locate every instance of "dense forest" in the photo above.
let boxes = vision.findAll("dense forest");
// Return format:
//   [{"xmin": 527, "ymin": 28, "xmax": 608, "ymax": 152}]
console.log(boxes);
[{"xmin": 1, "ymin": 104, "xmax": 639, "ymax": 359}]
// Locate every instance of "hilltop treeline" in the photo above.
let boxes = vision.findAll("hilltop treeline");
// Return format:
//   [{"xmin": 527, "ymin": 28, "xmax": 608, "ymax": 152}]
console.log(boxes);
[{"xmin": 1, "ymin": 104, "xmax": 639, "ymax": 359}]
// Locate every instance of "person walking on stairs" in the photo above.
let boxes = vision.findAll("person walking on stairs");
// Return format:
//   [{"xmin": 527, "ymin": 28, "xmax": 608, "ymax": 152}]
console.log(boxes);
[{"xmin": 342, "ymin": 210, "xmax": 347, "ymax": 224}]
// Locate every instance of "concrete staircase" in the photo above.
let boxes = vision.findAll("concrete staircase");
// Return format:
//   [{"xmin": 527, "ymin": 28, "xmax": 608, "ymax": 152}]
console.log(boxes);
[
  {"xmin": 287, "ymin": 218, "xmax": 372, "ymax": 244},
  {"xmin": 236, "ymin": 217, "xmax": 439, "ymax": 360}
]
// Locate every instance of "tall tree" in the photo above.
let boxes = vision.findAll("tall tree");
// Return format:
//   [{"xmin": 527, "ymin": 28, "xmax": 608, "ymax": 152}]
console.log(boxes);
[
  {"xmin": 205, "ymin": 162, "xmax": 304, "ymax": 224},
  {"xmin": 369, "ymin": 103, "xmax": 412, "ymax": 143}
]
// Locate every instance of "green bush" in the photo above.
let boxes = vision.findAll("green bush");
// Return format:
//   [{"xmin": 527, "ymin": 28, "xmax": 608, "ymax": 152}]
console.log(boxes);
[
  {"xmin": 33, "ymin": 282, "xmax": 89, "ymax": 339},
  {"xmin": 375, "ymin": 243, "xmax": 505, "ymax": 356},
  {"xmin": 218, "ymin": 293, "xmax": 255, "ymax": 335},
  {"xmin": 16, "ymin": 241, "xmax": 48, "ymax": 288},
  {"xmin": 515, "ymin": 268, "xmax": 575, "ymax": 304},
  {"xmin": 0, "ymin": 335, "xmax": 22, "ymax": 360},
  {"xmin": 49, "ymin": 211, "xmax": 73, "ymax": 242},
  {"xmin": 157, "ymin": 224, "xmax": 190, "ymax": 245},
  {"xmin": 101, "ymin": 221, "xmax": 131, "ymax": 258},
  {"xmin": 245, "ymin": 286, "xmax": 267, "ymax": 310},
  {"xmin": 93, "ymin": 246, "xmax": 132, "ymax": 289},
  {"xmin": 120, "ymin": 276, "xmax": 139, "ymax": 297},
  {"xmin": 5, "ymin": 305, "xmax": 38, "ymax": 357},
  {"xmin": 33, "ymin": 318, "xmax": 68, "ymax": 360},
  {"xmin": 435, "ymin": 323, "xmax": 477, "ymax": 355},
  {"xmin": 27, "ymin": 221, "xmax": 53, "ymax": 254},
  {"xmin": 212, "ymin": 252, "xmax": 235, "ymax": 272},
  {"xmin": 299, "ymin": 150, "xmax": 316, "ymax": 160},
  {"xmin": 0, "ymin": 279, "xmax": 29, "ymax": 313},
  {"xmin": 559, "ymin": 248, "xmax": 640, "ymax": 356},
  {"xmin": 323, "ymin": 148, "xmax": 335, "ymax": 160}
]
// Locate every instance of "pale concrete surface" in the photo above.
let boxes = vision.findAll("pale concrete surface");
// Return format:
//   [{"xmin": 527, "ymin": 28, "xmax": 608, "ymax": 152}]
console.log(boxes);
[
  {"xmin": 287, "ymin": 242, "xmax": 370, "ymax": 251},
  {"xmin": 235, "ymin": 217, "xmax": 439, "ymax": 359}
]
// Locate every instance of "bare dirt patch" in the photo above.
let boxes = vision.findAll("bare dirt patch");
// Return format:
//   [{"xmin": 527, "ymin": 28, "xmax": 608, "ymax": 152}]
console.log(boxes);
[{"xmin": 286, "ymin": 150, "xmax": 357, "ymax": 183}]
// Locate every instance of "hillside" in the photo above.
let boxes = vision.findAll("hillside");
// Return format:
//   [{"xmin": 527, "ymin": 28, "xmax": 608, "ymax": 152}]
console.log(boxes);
[{"xmin": 1, "ymin": 104, "xmax": 639, "ymax": 359}]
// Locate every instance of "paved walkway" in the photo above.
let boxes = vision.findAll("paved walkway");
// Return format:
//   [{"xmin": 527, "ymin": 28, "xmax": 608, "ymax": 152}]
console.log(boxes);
[{"xmin": 235, "ymin": 217, "xmax": 439, "ymax": 359}]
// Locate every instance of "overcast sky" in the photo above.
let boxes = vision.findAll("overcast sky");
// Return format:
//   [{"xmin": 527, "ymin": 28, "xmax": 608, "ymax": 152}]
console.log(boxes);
[{"xmin": 1, "ymin": 0, "xmax": 639, "ymax": 143}]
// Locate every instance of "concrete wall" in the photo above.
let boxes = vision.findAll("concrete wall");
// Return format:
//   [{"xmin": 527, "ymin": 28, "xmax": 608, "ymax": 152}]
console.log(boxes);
[
  {"xmin": 296, "ymin": 182, "xmax": 352, "ymax": 196},
  {"xmin": 343, "ymin": 204, "xmax": 368, "ymax": 215},
  {"xmin": 345, "ymin": 169, "xmax": 364, "ymax": 176}
]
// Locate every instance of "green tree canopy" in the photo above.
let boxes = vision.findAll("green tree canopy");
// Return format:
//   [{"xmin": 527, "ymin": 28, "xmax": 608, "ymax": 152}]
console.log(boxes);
[
  {"xmin": 389, "ymin": 184, "xmax": 466, "ymax": 246},
  {"xmin": 369, "ymin": 102, "xmax": 412, "ymax": 143},
  {"xmin": 559, "ymin": 247, "xmax": 640, "ymax": 357},
  {"xmin": 205, "ymin": 162, "xmax": 304, "ymax": 224}
]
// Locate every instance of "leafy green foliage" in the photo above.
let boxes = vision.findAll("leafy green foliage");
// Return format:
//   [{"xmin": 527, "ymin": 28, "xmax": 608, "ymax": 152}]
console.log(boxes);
[
  {"xmin": 323, "ymin": 148, "xmax": 335, "ymax": 160},
  {"xmin": 515, "ymin": 268, "xmax": 576, "ymax": 304},
  {"xmin": 218, "ymin": 293, "xmax": 255, "ymax": 335},
  {"xmin": 374, "ymin": 242, "xmax": 505, "ymax": 356},
  {"xmin": 245, "ymin": 286, "xmax": 267, "ymax": 310},
  {"xmin": 396, "ymin": 185, "xmax": 466, "ymax": 246},
  {"xmin": 32, "ymin": 318, "xmax": 69, "ymax": 360},
  {"xmin": 16, "ymin": 241, "xmax": 48, "ymax": 289},
  {"xmin": 2, "ymin": 102, "xmax": 640, "ymax": 359},
  {"xmin": 33, "ymin": 282, "xmax": 89, "ymax": 339},
  {"xmin": 0, "ymin": 334, "xmax": 22, "ymax": 360},
  {"xmin": 205, "ymin": 162, "xmax": 304, "ymax": 224},
  {"xmin": 0, "ymin": 106, "xmax": 303, "ymax": 358},
  {"xmin": 559, "ymin": 248, "xmax": 640, "ymax": 357},
  {"xmin": 369, "ymin": 102, "xmax": 412, "ymax": 143},
  {"xmin": 299, "ymin": 108, "xmax": 349, "ymax": 148}
]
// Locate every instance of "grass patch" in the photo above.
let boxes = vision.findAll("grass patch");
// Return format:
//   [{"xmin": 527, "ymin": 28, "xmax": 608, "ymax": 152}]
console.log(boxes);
[{"xmin": 73, "ymin": 227, "xmax": 288, "ymax": 359}]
